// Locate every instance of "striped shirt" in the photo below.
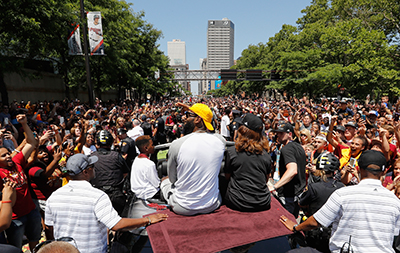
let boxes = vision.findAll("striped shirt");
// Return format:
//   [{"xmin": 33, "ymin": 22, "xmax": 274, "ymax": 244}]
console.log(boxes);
[
  {"xmin": 314, "ymin": 178, "xmax": 400, "ymax": 253},
  {"xmin": 45, "ymin": 180, "xmax": 122, "ymax": 253}
]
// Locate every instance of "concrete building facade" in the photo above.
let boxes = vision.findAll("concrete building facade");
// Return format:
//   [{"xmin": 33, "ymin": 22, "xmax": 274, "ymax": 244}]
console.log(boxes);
[
  {"xmin": 167, "ymin": 39, "xmax": 190, "ymax": 92},
  {"xmin": 167, "ymin": 39, "xmax": 186, "ymax": 66},
  {"xmin": 207, "ymin": 18, "xmax": 234, "ymax": 71}
]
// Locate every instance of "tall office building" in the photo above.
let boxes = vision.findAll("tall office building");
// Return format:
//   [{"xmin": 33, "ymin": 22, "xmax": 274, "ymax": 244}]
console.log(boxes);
[
  {"xmin": 168, "ymin": 39, "xmax": 190, "ymax": 92},
  {"xmin": 167, "ymin": 39, "xmax": 186, "ymax": 66},
  {"xmin": 207, "ymin": 18, "xmax": 234, "ymax": 70}
]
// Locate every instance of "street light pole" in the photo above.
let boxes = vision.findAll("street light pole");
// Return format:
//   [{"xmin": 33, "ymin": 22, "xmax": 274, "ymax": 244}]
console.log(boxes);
[{"xmin": 79, "ymin": 0, "xmax": 94, "ymax": 107}]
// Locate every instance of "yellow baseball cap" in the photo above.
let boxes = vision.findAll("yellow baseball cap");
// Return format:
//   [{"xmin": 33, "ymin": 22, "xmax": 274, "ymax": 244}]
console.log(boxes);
[{"xmin": 189, "ymin": 103, "xmax": 214, "ymax": 131}]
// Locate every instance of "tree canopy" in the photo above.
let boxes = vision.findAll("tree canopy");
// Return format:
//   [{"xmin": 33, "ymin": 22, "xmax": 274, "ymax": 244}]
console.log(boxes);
[
  {"xmin": 0, "ymin": 0, "xmax": 175, "ymax": 104},
  {"xmin": 218, "ymin": 0, "xmax": 400, "ymax": 100}
]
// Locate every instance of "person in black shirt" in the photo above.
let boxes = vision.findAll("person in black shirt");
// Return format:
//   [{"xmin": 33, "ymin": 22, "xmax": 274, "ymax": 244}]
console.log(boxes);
[
  {"xmin": 337, "ymin": 100, "xmax": 354, "ymax": 117},
  {"xmin": 300, "ymin": 153, "xmax": 345, "ymax": 215},
  {"xmin": 299, "ymin": 152, "xmax": 345, "ymax": 253},
  {"xmin": 117, "ymin": 128, "xmax": 137, "ymax": 169},
  {"xmin": 140, "ymin": 115, "xmax": 152, "ymax": 137},
  {"xmin": 228, "ymin": 110, "xmax": 242, "ymax": 141},
  {"xmin": 152, "ymin": 111, "xmax": 166, "ymax": 145},
  {"xmin": 90, "ymin": 130, "xmax": 129, "ymax": 215},
  {"xmin": 270, "ymin": 122, "xmax": 307, "ymax": 218},
  {"xmin": 224, "ymin": 113, "xmax": 272, "ymax": 212}
]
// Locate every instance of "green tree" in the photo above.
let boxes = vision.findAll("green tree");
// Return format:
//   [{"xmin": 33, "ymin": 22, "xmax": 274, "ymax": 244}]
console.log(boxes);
[
  {"xmin": 0, "ymin": 0, "xmax": 173, "ymax": 104},
  {"xmin": 228, "ymin": 0, "xmax": 400, "ymax": 99}
]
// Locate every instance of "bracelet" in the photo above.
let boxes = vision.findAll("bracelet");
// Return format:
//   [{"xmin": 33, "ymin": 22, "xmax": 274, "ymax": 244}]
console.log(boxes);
[
  {"xmin": 2, "ymin": 200, "xmax": 12, "ymax": 204},
  {"xmin": 293, "ymin": 224, "xmax": 298, "ymax": 232},
  {"xmin": 146, "ymin": 216, "xmax": 151, "ymax": 226},
  {"xmin": 13, "ymin": 149, "xmax": 20, "ymax": 153}
]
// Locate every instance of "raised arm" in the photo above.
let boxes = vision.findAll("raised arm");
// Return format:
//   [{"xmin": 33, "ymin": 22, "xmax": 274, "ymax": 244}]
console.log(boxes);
[
  {"xmin": 327, "ymin": 115, "xmax": 339, "ymax": 149},
  {"xmin": 17, "ymin": 114, "xmax": 38, "ymax": 159}
]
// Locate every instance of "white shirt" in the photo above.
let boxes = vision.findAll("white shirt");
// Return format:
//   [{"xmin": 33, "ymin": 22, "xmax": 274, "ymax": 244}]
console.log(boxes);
[
  {"xmin": 167, "ymin": 132, "xmax": 225, "ymax": 210},
  {"xmin": 127, "ymin": 126, "xmax": 144, "ymax": 140},
  {"xmin": 82, "ymin": 145, "xmax": 97, "ymax": 155},
  {"xmin": 314, "ymin": 178, "xmax": 400, "ymax": 253},
  {"xmin": 220, "ymin": 115, "xmax": 230, "ymax": 137},
  {"xmin": 130, "ymin": 157, "xmax": 160, "ymax": 199},
  {"xmin": 45, "ymin": 180, "xmax": 121, "ymax": 253}
]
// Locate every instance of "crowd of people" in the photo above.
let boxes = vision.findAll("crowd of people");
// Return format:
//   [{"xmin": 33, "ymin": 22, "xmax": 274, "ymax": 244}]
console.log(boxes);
[{"xmin": 0, "ymin": 94, "xmax": 400, "ymax": 252}]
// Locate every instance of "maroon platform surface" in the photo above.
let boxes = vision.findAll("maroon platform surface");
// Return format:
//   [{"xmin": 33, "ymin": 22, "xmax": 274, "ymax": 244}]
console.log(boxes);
[{"xmin": 146, "ymin": 197, "xmax": 295, "ymax": 253}]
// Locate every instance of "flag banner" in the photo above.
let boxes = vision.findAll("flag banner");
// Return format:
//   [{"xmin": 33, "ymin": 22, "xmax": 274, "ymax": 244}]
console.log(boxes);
[
  {"xmin": 87, "ymin": 12, "xmax": 105, "ymax": 55},
  {"xmin": 68, "ymin": 23, "xmax": 83, "ymax": 55}
]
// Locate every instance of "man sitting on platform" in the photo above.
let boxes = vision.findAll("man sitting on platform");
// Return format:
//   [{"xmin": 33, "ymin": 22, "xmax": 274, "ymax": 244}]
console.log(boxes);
[{"xmin": 161, "ymin": 103, "xmax": 226, "ymax": 216}]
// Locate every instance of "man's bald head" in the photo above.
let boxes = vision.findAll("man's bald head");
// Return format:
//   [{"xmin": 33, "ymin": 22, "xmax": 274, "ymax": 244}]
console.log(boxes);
[{"xmin": 37, "ymin": 241, "xmax": 80, "ymax": 253}]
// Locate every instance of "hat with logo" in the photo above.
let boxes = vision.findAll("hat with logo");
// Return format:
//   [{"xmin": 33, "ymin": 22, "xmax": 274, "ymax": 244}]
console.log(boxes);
[
  {"xmin": 272, "ymin": 122, "xmax": 294, "ymax": 134},
  {"xmin": 64, "ymin": 153, "xmax": 98, "ymax": 175},
  {"xmin": 322, "ymin": 113, "xmax": 331, "ymax": 119},
  {"xmin": 316, "ymin": 153, "xmax": 340, "ymax": 172},
  {"xmin": 369, "ymin": 110, "xmax": 379, "ymax": 117},
  {"xmin": 358, "ymin": 150, "xmax": 386, "ymax": 172},
  {"xmin": 189, "ymin": 103, "xmax": 214, "ymax": 131},
  {"xmin": 242, "ymin": 113, "xmax": 263, "ymax": 132}
]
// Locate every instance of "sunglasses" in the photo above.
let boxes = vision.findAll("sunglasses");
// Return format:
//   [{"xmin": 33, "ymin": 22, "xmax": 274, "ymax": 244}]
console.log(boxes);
[
  {"xmin": 33, "ymin": 237, "xmax": 78, "ymax": 253},
  {"xmin": 185, "ymin": 111, "xmax": 197, "ymax": 118}
]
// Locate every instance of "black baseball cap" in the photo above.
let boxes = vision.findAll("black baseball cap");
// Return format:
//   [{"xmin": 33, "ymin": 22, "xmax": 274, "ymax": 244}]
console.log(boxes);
[
  {"xmin": 272, "ymin": 122, "xmax": 294, "ymax": 134},
  {"xmin": 242, "ymin": 113, "xmax": 263, "ymax": 132},
  {"xmin": 358, "ymin": 150, "xmax": 387, "ymax": 172},
  {"xmin": 117, "ymin": 128, "xmax": 127, "ymax": 135}
]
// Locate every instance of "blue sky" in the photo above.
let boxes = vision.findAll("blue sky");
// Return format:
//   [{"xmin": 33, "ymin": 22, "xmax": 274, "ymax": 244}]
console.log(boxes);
[{"xmin": 127, "ymin": 0, "xmax": 312, "ymax": 94}]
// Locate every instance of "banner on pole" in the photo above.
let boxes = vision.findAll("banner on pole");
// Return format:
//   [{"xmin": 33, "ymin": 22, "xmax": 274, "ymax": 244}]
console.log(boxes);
[
  {"xmin": 87, "ymin": 12, "xmax": 105, "ymax": 55},
  {"xmin": 68, "ymin": 23, "xmax": 83, "ymax": 55}
]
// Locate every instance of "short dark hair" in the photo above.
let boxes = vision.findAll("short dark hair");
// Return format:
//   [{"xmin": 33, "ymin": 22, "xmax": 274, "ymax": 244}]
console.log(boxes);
[{"xmin": 135, "ymin": 135, "xmax": 152, "ymax": 153}]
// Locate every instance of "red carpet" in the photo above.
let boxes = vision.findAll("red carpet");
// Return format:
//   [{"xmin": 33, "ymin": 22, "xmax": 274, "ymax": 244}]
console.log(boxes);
[{"xmin": 146, "ymin": 197, "xmax": 295, "ymax": 253}]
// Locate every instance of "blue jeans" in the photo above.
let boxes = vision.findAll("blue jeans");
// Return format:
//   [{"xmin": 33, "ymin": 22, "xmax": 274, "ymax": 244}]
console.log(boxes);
[{"xmin": 5, "ymin": 209, "xmax": 42, "ymax": 249}]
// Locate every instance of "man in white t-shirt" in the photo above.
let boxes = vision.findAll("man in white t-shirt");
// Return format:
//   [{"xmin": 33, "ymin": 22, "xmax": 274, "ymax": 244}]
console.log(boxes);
[
  {"xmin": 220, "ymin": 108, "xmax": 231, "ymax": 140},
  {"xmin": 161, "ymin": 103, "xmax": 226, "ymax": 216},
  {"xmin": 130, "ymin": 135, "xmax": 160, "ymax": 199},
  {"xmin": 127, "ymin": 119, "xmax": 144, "ymax": 141},
  {"xmin": 45, "ymin": 154, "xmax": 167, "ymax": 253}
]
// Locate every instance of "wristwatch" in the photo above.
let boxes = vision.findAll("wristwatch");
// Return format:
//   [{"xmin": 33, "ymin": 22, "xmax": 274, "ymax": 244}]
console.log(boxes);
[{"xmin": 293, "ymin": 224, "xmax": 298, "ymax": 232}]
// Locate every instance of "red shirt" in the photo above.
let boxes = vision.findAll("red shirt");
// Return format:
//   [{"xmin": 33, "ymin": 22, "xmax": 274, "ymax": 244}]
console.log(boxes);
[
  {"xmin": 0, "ymin": 152, "xmax": 36, "ymax": 219},
  {"xmin": 334, "ymin": 143, "xmax": 349, "ymax": 159},
  {"xmin": 28, "ymin": 164, "xmax": 60, "ymax": 200}
]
